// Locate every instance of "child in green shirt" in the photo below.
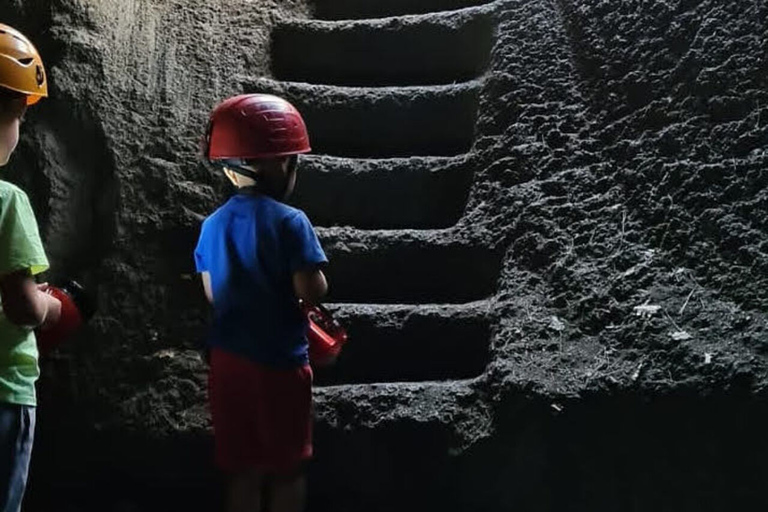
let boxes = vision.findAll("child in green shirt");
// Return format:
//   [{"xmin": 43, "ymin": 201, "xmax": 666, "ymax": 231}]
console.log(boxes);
[{"xmin": 0, "ymin": 23, "xmax": 62, "ymax": 511}]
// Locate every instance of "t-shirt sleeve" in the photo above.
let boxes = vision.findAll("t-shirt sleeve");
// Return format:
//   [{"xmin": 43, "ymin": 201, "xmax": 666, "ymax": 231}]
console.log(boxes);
[
  {"xmin": 0, "ymin": 187, "xmax": 49, "ymax": 277},
  {"xmin": 284, "ymin": 211, "xmax": 328, "ymax": 274},
  {"xmin": 194, "ymin": 218, "xmax": 211, "ymax": 273}
]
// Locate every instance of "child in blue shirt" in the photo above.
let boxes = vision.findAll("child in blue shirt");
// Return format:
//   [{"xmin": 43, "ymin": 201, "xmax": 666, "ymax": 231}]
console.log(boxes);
[{"xmin": 195, "ymin": 94, "xmax": 328, "ymax": 512}]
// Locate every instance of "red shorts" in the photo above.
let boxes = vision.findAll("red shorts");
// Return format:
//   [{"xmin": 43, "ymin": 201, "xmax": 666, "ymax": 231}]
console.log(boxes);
[{"xmin": 208, "ymin": 348, "xmax": 313, "ymax": 472}]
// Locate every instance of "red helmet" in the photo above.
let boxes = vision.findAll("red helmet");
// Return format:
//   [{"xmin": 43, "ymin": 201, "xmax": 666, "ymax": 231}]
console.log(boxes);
[{"xmin": 203, "ymin": 94, "xmax": 311, "ymax": 164}]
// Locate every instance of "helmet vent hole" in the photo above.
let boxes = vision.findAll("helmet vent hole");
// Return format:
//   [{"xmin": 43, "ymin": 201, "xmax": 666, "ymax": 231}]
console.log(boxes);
[{"xmin": 17, "ymin": 58, "xmax": 34, "ymax": 65}]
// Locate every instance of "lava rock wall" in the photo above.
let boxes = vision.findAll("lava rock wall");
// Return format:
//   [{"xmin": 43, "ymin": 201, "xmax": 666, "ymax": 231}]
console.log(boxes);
[{"xmin": 0, "ymin": 0, "xmax": 766, "ymax": 511}]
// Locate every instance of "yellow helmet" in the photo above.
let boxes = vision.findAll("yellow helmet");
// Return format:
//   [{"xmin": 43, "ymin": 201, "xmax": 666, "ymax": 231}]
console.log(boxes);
[{"xmin": 0, "ymin": 24, "xmax": 47, "ymax": 105}]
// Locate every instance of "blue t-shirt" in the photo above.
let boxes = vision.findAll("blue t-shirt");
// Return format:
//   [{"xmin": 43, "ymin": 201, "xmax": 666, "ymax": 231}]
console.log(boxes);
[{"xmin": 194, "ymin": 191, "xmax": 327, "ymax": 368}]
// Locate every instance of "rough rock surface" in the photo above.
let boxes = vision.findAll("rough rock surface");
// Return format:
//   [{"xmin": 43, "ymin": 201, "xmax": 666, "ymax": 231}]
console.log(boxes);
[{"xmin": 0, "ymin": 0, "xmax": 766, "ymax": 511}]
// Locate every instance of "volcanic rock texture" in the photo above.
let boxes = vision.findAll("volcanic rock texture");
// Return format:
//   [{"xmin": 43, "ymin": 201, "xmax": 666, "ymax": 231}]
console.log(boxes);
[{"xmin": 0, "ymin": 0, "xmax": 766, "ymax": 511}]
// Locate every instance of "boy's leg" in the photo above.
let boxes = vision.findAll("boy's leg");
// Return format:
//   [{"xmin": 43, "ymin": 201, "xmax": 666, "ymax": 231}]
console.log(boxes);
[
  {"xmin": 0, "ymin": 403, "xmax": 35, "ymax": 512},
  {"xmin": 228, "ymin": 468, "xmax": 264, "ymax": 512},
  {"xmin": 266, "ymin": 363, "xmax": 312, "ymax": 512},
  {"xmin": 269, "ymin": 468, "xmax": 306, "ymax": 512}
]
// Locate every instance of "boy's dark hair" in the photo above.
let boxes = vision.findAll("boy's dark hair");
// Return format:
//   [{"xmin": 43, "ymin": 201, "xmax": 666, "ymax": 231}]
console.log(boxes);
[
  {"xmin": 0, "ymin": 86, "xmax": 25, "ymax": 102},
  {"xmin": 0, "ymin": 86, "xmax": 27, "ymax": 118},
  {"xmin": 243, "ymin": 155, "xmax": 298, "ymax": 175}
]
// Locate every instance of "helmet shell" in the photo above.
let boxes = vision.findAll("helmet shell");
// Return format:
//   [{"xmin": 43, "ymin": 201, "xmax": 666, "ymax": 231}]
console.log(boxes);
[
  {"xmin": 205, "ymin": 94, "xmax": 310, "ymax": 161},
  {"xmin": 0, "ymin": 24, "xmax": 47, "ymax": 105}
]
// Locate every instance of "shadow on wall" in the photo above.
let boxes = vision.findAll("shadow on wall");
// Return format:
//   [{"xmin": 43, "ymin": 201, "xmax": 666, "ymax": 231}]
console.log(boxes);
[
  {"xmin": 5, "ymin": 98, "xmax": 119, "ymax": 282},
  {"xmin": 0, "ymin": 2, "xmax": 118, "ymax": 284}
]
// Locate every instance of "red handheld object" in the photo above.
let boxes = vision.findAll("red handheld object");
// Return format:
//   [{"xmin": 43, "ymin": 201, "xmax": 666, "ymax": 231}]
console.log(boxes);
[
  {"xmin": 36, "ymin": 281, "xmax": 95, "ymax": 355},
  {"xmin": 304, "ymin": 303, "xmax": 348, "ymax": 367}
]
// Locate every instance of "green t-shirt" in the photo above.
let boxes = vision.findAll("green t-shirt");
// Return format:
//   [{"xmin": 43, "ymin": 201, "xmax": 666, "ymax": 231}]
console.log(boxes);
[{"xmin": 0, "ymin": 180, "xmax": 49, "ymax": 406}]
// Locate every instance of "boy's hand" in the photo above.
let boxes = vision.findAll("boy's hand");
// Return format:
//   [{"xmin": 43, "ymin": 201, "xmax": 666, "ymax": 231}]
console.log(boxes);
[
  {"xmin": 0, "ymin": 270, "xmax": 60, "ymax": 328},
  {"xmin": 35, "ymin": 282, "xmax": 62, "ymax": 330}
]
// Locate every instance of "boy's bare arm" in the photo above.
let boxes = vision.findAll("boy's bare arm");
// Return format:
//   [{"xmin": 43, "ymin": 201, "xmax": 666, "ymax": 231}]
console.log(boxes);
[
  {"xmin": 201, "ymin": 271, "xmax": 213, "ymax": 304},
  {"xmin": 293, "ymin": 268, "xmax": 328, "ymax": 305},
  {"xmin": 0, "ymin": 270, "xmax": 61, "ymax": 328}
]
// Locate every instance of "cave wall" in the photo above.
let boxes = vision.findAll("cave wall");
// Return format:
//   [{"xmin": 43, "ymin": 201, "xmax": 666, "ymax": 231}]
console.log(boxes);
[{"xmin": 0, "ymin": 0, "xmax": 766, "ymax": 510}]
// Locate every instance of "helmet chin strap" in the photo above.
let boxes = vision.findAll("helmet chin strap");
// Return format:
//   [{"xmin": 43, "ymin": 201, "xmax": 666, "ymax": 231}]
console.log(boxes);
[
  {"xmin": 231, "ymin": 165, "xmax": 260, "ymax": 184},
  {"xmin": 282, "ymin": 161, "xmax": 298, "ymax": 200}
]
